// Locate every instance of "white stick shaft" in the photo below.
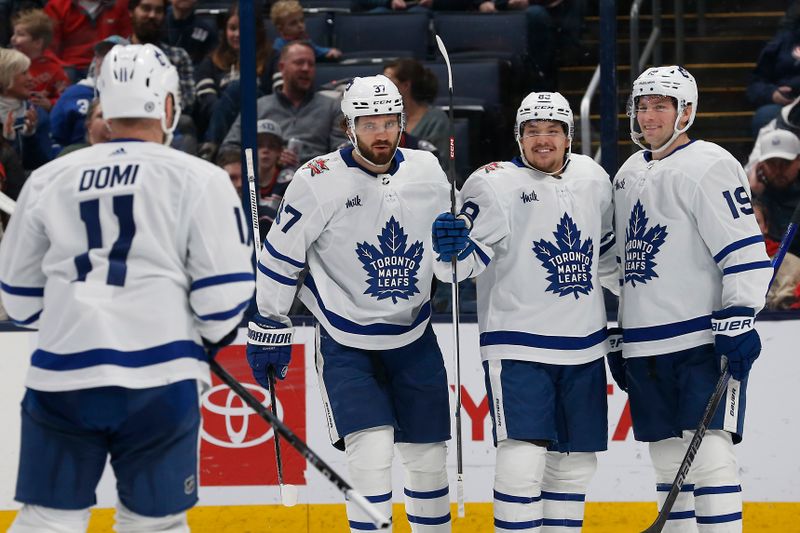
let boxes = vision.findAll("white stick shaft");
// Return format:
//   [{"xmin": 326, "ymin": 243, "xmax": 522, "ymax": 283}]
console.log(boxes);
[{"xmin": 0, "ymin": 190, "xmax": 15, "ymax": 215}]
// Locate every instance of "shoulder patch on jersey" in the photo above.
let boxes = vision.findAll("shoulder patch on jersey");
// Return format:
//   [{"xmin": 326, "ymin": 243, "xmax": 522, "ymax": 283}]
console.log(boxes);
[
  {"xmin": 479, "ymin": 162, "xmax": 502, "ymax": 174},
  {"xmin": 355, "ymin": 216, "xmax": 423, "ymax": 304},
  {"xmin": 624, "ymin": 200, "xmax": 668, "ymax": 287},
  {"xmin": 303, "ymin": 157, "xmax": 330, "ymax": 176},
  {"xmin": 532, "ymin": 213, "xmax": 594, "ymax": 299}
]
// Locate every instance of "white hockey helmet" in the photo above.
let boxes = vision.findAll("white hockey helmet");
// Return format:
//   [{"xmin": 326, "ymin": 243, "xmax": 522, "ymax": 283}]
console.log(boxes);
[
  {"xmin": 515, "ymin": 91, "xmax": 574, "ymax": 174},
  {"xmin": 628, "ymin": 65, "xmax": 698, "ymax": 153},
  {"xmin": 97, "ymin": 43, "xmax": 181, "ymax": 145},
  {"xmin": 341, "ymin": 75, "xmax": 404, "ymax": 166}
]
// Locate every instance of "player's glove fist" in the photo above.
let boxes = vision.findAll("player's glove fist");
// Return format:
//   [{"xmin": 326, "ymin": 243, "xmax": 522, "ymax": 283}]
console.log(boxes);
[
  {"xmin": 432, "ymin": 212, "xmax": 472, "ymax": 262},
  {"xmin": 246, "ymin": 314, "xmax": 294, "ymax": 389},
  {"xmin": 605, "ymin": 327, "xmax": 627, "ymax": 392},
  {"xmin": 711, "ymin": 307, "xmax": 761, "ymax": 381}
]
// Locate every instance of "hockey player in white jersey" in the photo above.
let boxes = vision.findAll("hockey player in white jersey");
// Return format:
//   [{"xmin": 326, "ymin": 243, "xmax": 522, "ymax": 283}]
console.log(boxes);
[
  {"xmin": 611, "ymin": 66, "xmax": 772, "ymax": 532},
  {"xmin": 431, "ymin": 92, "xmax": 618, "ymax": 532},
  {"xmin": 0, "ymin": 44, "xmax": 254, "ymax": 533},
  {"xmin": 246, "ymin": 75, "xmax": 453, "ymax": 532}
]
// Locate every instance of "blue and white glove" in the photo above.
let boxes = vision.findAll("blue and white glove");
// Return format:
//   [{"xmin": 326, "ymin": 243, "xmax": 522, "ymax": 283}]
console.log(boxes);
[
  {"xmin": 246, "ymin": 314, "xmax": 294, "ymax": 389},
  {"xmin": 711, "ymin": 307, "xmax": 761, "ymax": 381},
  {"xmin": 605, "ymin": 327, "xmax": 627, "ymax": 392},
  {"xmin": 431, "ymin": 212, "xmax": 472, "ymax": 262}
]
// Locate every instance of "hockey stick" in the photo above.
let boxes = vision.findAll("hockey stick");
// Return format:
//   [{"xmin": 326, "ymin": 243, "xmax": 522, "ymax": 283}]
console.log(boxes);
[
  {"xmin": 640, "ymin": 202, "xmax": 800, "ymax": 533},
  {"xmin": 0, "ymin": 190, "xmax": 15, "ymax": 215},
  {"xmin": 434, "ymin": 34, "xmax": 465, "ymax": 519},
  {"xmin": 209, "ymin": 359, "xmax": 391, "ymax": 529},
  {"xmin": 244, "ymin": 148, "xmax": 297, "ymax": 507}
]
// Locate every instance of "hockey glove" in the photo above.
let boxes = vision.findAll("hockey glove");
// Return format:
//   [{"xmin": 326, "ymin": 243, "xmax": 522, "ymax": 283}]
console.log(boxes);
[
  {"xmin": 432, "ymin": 212, "xmax": 472, "ymax": 262},
  {"xmin": 202, "ymin": 328, "xmax": 238, "ymax": 360},
  {"xmin": 605, "ymin": 327, "xmax": 627, "ymax": 392},
  {"xmin": 246, "ymin": 314, "xmax": 294, "ymax": 389},
  {"xmin": 711, "ymin": 307, "xmax": 761, "ymax": 381}
]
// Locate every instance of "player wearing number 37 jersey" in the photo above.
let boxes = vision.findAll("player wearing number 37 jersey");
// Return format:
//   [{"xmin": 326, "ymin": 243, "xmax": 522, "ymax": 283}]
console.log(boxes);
[
  {"xmin": 612, "ymin": 66, "xmax": 771, "ymax": 532},
  {"xmin": 0, "ymin": 44, "xmax": 254, "ymax": 532}
]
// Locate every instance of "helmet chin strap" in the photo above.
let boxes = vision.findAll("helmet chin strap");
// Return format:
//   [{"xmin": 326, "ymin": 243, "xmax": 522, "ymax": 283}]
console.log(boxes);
[
  {"xmin": 161, "ymin": 97, "xmax": 181, "ymax": 146},
  {"xmin": 517, "ymin": 138, "xmax": 572, "ymax": 176}
]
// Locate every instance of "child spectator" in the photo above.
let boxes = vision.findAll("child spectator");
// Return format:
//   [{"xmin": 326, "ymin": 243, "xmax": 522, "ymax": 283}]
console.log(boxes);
[
  {"xmin": 216, "ymin": 146, "xmax": 242, "ymax": 193},
  {"xmin": 270, "ymin": 0, "xmax": 341, "ymax": 61},
  {"xmin": 11, "ymin": 9, "xmax": 68, "ymax": 112},
  {"xmin": 58, "ymin": 99, "xmax": 110, "ymax": 156}
]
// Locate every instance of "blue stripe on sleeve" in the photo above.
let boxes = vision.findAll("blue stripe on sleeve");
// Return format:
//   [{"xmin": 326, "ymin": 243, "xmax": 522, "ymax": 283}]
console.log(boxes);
[
  {"xmin": 191, "ymin": 272, "xmax": 254, "ymax": 291},
  {"xmin": 473, "ymin": 239, "xmax": 491, "ymax": 266},
  {"xmin": 264, "ymin": 240, "xmax": 306, "ymax": 269},
  {"xmin": 722, "ymin": 261, "xmax": 773, "ymax": 275},
  {"xmin": 257, "ymin": 261, "xmax": 298, "ymax": 286},
  {"xmin": 304, "ymin": 274, "xmax": 430, "ymax": 336},
  {"xmin": 13, "ymin": 310, "xmax": 42, "ymax": 326},
  {"xmin": 197, "ymin": 298, "xmax": 251, "ymax": 321},
  {"xmin": 624, "ymin": 315, "xmax": 711, "ymax": 343},
  {"xmin": 599, "ymin": 235, "xmax": 617, "ymax": 256},
  {"xmin": 1, "ymin": 282, "xmax": 44, "ymax": 297},
  {"xmin": 713, "ymin": 235, "xmax": 765, "ymax": 263},
  {"xmin": 31, "ymin": 340, "xmax": 206, "ymax": 371},
  {"xmin": 480, "ymin": 328, "xmax": 607, "ymax": 351}
]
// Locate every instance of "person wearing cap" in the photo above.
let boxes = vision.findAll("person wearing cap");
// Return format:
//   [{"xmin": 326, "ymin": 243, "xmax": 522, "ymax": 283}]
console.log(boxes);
[
  {"xmin": 43, "ymin": 0, "xmax": 131, "ymax": 83},
  {"xmin": 255, "ymin": 118, "xmax": 290, "ymax": 240},
  {"xmin": 50, "ymin": 35, "xmax": 129, "ymax": 152},
  {"xmin": 752, "ymin": 128, "xmax": 800, "ymax": 258}
]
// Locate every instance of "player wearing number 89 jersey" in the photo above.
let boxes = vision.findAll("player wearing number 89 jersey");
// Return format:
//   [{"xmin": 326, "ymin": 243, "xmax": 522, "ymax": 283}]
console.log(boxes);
[
  {"xmin": 0, "ymin": 44, "xmax": 254, "ymax": 532},
  {"xmin": 613, "ymin": 65, "xmax": 772, "ymax": 532}
]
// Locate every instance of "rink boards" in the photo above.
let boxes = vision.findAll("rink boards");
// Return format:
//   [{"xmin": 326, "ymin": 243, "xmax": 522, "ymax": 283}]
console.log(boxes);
[{"xmin": 0, "ymin": 318, "xmax": 798, "ymax": 531}]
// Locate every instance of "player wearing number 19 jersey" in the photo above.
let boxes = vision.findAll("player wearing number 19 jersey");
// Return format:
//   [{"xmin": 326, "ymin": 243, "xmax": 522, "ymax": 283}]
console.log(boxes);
[{"xmin": 612, "ymin": 66, "xmax": 771, "ymax": 533}]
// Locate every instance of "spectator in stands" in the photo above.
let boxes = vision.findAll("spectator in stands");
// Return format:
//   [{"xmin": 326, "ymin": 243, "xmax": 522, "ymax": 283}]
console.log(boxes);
[
  {"xmin": 0, "ymin": 48, "xmax": 53, "ymax": 171},
  {"xmin": 216, "ymin": 145, "xmax": 242, "ymax": 193},
  {"xmin": 0, "ymin": 131, "xmax": 26, "ymax": 200},
  {"xmin": 194, "ymin": 2, "xmax": 273, "ymax": 136},
  {"xmin": 752, "ymin": 129, "xmax": 800, "ymax": 259},
  {"xmin": 11, "ymin": 9, "xmax": 68, "ymax": 111},
  {"xmin": 219, "ymin": 41, "xmax": 347, "ymax": 165},
  {"xmin": 270, "ymin": 0, "xmax": 341, "ymax": 61},
  {"xmin": 129, "ymin": 0, "xmax": 197, "ymax": 153},
  {"xmin": 50, "ymin": 35, "xmax": 127, "ymax": 152},
  {"xmin": 383, "ymin": 58, "xmax": 449, "ymax": 169},
  {"xmin": 44, "ymin": 0, "xmax": 131, "ymax": 83},
  {"xmin": 58, "ymin": 99, "xmax": 110, "ymax": 156},
  {"xmin": 747, "ymin": 9, "xmax": 800, "ymax": 135},
  {"xmin": 255, "ymin": 118, "xmax": 291, "ymax": 240},
  {"xmin": 166, "ymin": 0, "xmax": 217, "ymax": 66}
]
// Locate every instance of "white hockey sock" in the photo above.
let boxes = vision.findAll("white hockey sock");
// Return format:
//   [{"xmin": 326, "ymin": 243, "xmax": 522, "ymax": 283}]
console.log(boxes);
[
  {"xmin": 8, "ymin": 504, "xmax": 90, "ymax": 533},
  {"xmin": 541, "ymin": 451, "xmax": 597, "ymax": 532},
  {"xmin": 650, "ymin": 437, "xmax": 699, "ymax": 533},
  {"xmin": 344, "ymin": 426, "xmax": 395, "ymax": 532},
  {"xmin": 114, "ymin": 503, "xmax": 189, "ymax": 532},
  {"xmin": 396, "ymin": 442, "xmax": 451, "ymax": 532},
  {"xmin": 494, "ymin": 439, "xmax": 547, "ymax": 532},
  {"xmin": 690, "ymin": 431, "xmax": 742, "ymax": 533}
]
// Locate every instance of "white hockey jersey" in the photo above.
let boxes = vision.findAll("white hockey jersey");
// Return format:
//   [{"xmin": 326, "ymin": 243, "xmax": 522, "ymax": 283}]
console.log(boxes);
[
  {"xmin": 432, "ymin": 155, "xmax": 618, "ymax": 365},
  {"xmin": 0, "ymin": 141, "xmax": 255, "ymax": 391},
  {"xmin": 256, "ymin": 146, "xmax": 451, "ymax": 350},
  {"xmin": 614, "ymin": 140, "xmax": 772, "ymax": 358}
]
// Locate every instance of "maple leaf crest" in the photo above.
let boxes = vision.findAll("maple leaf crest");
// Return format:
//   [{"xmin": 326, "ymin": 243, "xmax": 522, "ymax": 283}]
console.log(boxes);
[
  {"xmin": 624, "ymin": 200, "xmax": 668, "ymax": 287},
  {"xmin": 355, "ymin": 216, "xmax": 423, "ymax": 304},
  {"xmin": 304, "ymin": 158, "xmax": 330, "ymax": 176},
  {"xmin": 532, "ymin": 213, "xmax": 594, "ymax": 299}
]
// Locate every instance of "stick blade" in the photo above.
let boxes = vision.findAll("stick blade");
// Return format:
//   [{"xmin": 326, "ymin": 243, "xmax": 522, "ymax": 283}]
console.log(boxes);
[
  {"xmin": 456, "ymin": 475, "xmax": 465, "ymax": 518},
  {"xmin": 280, "ymin": 483, "xmax": 298, "ymax": 507}
]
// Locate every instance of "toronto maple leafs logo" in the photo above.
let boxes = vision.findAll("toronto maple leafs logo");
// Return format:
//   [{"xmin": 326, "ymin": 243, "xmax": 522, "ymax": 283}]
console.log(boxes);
[
  {"xmin": 304, "ymin": 158, "xmax": 330, "ymax": 176},
  {"xmin": 355, "ymin": 217, "xmax": 423, "ymax": 303},
  {"xmin": 532, "ymin": 213, "xmax": 594, "ymax": 299},
  {"xmin": 624, "ymin": 200, "xmax": 668, "ymax": 286}
]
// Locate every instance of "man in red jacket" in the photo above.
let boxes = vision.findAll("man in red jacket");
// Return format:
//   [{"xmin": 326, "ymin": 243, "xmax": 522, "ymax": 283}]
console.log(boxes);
[{"xmin": 44, "ymin": 0, "xmax": 132, "ymax": 83}]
